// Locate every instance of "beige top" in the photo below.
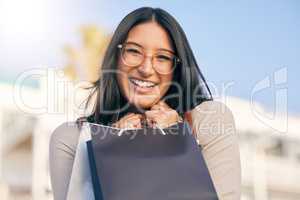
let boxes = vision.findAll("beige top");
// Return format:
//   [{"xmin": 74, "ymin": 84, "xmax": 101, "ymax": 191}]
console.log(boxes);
[
  {"xmin": 49, "ymin": 100, "xmax": 241, "ymax": 200},
  {"xmin": 190, "ymin": 101, "xmax": 241, "ymax": 200}
]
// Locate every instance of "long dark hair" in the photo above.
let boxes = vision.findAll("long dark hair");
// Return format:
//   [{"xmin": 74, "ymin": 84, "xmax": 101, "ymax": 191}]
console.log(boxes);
[{"xmin": 79, "ymin": 7, "xmax": 213, "ymax": 126}]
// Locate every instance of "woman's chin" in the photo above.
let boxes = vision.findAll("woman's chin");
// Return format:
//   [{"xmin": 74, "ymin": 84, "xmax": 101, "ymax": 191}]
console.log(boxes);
[{"xmin": 126, "ymin": 91, "xmax": 159, "ymax": 109}]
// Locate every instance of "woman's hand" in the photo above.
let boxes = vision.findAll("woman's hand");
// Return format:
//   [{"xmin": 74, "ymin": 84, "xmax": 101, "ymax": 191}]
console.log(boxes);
[
  {"xmin": 112, "ymin": 113, "xmax": 143, "ymax": 129},
  {"xmin": 145, "ymin": 101, "xmax": 183, "ymax": 128}
]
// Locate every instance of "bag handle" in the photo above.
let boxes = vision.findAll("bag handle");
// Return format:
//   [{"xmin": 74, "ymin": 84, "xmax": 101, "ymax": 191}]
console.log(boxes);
[{"xmin": 76, "ymin": 113, "xmax": 195, "ymax": 138}]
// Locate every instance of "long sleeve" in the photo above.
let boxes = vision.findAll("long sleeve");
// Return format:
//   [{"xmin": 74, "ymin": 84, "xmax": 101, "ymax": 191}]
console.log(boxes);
[
  {"xmin": 49, "ymin": 122, "xmax": 81, "ymax": 200},
  {"xmin": 190, "ymin": 101, "xmax": 241, "ymax": 200}
]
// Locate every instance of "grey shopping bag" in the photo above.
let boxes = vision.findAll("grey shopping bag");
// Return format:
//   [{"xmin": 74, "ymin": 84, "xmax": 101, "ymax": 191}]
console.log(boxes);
[{"xmin": 87, "ymin": 122, "xmax": 218, "ymax": 200}]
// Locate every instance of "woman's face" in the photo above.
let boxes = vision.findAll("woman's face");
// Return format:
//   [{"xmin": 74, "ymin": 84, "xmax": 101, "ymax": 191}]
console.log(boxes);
[{"xmin": 117, "ymin": 21, "xmax": 175, "ymax": 109}]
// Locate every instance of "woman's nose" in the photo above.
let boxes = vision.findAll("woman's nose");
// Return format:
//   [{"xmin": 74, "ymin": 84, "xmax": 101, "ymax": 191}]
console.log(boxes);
[{"xmin": 137, "ymin": 56, "xmax": 155, "ymax": 76}]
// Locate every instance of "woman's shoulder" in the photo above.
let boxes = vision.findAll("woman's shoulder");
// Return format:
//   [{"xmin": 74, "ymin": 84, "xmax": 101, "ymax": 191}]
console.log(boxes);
[
  {"xmin": 189, "ymin": 100, "xmax": 237, "ymax": 147},
  {"xmin": 51, "ymin": 121, "xmax": 81, "ymax": 138},
  {"xmin": 50, "ymin": 116, "xmax": 89, "ymax": 139},
  {"xmin": 49, "ymin": 121, "xmax": 83, "ymax": 155},
  {"xmin": 191, "ymin": 100, "xmax": 235, "ymax": 125},
  {"xmin": 192, "ymin": 100, "xmax": 233, "ymax": 116}
]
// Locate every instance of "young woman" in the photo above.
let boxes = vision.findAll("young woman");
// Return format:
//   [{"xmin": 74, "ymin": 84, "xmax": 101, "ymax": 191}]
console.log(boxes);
[{"xmin": 49, "ymin": 7, "xmax": 241, "ymax": 200}]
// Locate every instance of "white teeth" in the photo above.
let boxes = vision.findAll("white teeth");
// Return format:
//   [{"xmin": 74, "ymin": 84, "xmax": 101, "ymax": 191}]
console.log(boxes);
[{"xmin": 130, "ymin": 78, "xmax": 156, "ymax": 88}]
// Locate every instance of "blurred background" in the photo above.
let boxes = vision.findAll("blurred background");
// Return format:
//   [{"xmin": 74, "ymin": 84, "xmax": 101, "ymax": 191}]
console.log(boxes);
[{"xmin": 0, "ymin": 0, "xmax": 299, "ymax": 199}]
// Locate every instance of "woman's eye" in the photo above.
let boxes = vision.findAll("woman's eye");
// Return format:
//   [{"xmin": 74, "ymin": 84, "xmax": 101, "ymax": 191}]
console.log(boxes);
[
  {"xmin": 156, "ymin": 55, "xmax": 172, "ymax": 61},
  {"xmin": 126, "ymin": 48, "xmax": 142, "ymax": 55}
]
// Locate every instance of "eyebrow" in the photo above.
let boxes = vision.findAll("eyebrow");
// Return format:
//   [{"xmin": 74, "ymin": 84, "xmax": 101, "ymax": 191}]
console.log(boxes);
[{"xmin": 125, "ymin": 41, "xmax": 175, "ymax": 54}]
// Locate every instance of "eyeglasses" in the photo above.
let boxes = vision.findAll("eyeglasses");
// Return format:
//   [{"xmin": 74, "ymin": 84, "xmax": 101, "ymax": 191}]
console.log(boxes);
[{"xmin": 117, "ymin": 42, "xmax": 180, "ymax": 75}]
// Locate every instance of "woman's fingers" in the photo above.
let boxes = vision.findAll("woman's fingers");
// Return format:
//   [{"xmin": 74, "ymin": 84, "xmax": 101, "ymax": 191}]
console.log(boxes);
[
  {"xmin": 112, "ymin": 103, "xmax": 179, "ymax": 129},
  {"xmin": 120, "ymin": 115, "xmax": 142, "ymax": 128},
  {"xmin": 113, "ymin": 113, "xmax": 143, "ymax": 129},
  {"xmin": 145, "ymin": 107, "xmax": 179, "ymax": 128},
  {"xmin": 145, "ymin": 110, "xmax": 166, "ymax": 128},
  {"xmin": 145, "ymin": 111, "xmax": 159, "ymax": 127}
]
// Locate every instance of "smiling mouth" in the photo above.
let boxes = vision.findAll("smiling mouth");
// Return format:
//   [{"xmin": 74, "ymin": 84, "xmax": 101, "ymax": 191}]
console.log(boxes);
[{"xmin": 129, "ymin": 78, "xmax": 158, "ymax": 88}]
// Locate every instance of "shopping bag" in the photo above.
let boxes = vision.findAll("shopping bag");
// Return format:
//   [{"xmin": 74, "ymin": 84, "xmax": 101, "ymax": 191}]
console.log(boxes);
[{"xmin": 87, "ymin": 121, "xmax": 218, "ymax": 200}]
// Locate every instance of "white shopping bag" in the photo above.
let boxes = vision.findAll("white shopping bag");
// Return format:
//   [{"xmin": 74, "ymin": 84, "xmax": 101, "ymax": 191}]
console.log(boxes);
[{"xmin": 66, "ymin": 123, "xmax": 95, "ymax": 200}]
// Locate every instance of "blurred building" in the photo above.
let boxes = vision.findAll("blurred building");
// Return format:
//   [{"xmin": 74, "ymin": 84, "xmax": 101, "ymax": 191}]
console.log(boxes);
[{"xmin": 226, "ymin": 97, "xmax": 300, "ymax": 200}]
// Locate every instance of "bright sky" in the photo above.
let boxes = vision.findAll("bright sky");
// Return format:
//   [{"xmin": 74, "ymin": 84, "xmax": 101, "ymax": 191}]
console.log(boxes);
[{"xmin": 0, "ymin": 0, "xmax": 299, "ymax": 114}]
